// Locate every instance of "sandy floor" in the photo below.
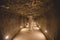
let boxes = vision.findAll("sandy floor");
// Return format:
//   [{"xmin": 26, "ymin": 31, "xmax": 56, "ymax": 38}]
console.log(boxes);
[{"xmin": 13, "ymin": 28, "xmax": 46, "ymax": 40}]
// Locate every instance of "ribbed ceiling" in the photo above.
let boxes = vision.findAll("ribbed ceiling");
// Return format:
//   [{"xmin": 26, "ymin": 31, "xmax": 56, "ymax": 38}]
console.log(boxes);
[{"xmin": 0, "ymin": 0, "xmax": 53, "ymax": 16}]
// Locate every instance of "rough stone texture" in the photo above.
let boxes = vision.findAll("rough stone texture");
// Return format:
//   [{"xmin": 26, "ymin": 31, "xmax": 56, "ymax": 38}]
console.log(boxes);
[{"xmin": 0, "ymin": 0, "xmax": 59, "ymax": 40}]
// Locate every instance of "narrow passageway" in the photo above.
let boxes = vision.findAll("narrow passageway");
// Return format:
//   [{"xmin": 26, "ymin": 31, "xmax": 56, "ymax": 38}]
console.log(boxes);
[{"xmin": 13, "ymin": 16, "xmax": 46, "ymax": 40}]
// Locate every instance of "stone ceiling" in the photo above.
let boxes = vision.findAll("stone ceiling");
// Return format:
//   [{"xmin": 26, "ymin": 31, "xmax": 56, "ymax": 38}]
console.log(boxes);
[{"xmin": 0, "ymin": 0, "xmax": 54, "ymax": 16}]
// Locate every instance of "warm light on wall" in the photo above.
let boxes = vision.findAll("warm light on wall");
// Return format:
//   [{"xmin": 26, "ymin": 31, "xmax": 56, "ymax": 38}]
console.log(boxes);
[
  {"xmin": 44, "ymin": 30, "xmax": 48, "ymax": 33},
  {"xmin": 5, "ymin": 35, "xmax": 9, "ymax": 40}
]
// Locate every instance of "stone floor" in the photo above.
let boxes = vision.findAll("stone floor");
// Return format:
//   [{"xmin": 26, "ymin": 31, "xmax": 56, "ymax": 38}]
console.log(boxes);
[{"xmin": 13, "ymin": 28, "xmax": 46, "ymax": 40}]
